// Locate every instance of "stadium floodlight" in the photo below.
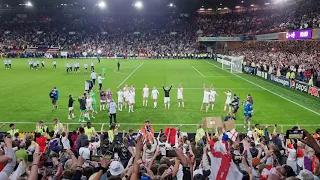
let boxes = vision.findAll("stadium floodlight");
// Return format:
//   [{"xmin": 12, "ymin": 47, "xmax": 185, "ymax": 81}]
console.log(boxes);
[
  {"xmin": 98, "ymin": 1, "xmax": 106, "ymax": 8},
  {"xmin": 26, "ymin": 1, "xmax": 33, "ymax": 7},
  {"xmin": 169, "ymin": 3, "xmax": 173, "ymax": 7},
  {"xmin": 97, "ymin": 49, "xmax": 102, "ymax": 54},
  {"xmin": 134, "ymin": 1, "xmax": 143, "ymax": 9}
]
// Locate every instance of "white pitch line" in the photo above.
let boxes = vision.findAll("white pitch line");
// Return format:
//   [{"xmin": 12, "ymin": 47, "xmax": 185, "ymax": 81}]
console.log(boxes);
[
  {"xmin": 205, "ymin": 76, "xmax": 235, "ymax": 78},
  {"xmin": 204, "ymin": 60, "xmax": 320, "ymax": 116},
  {"xmin": 192, "ymin": 66, "xmax": 205, "ymax": 77},
  {"xmin": 117, "ymin": 62, "xmax": 144, "ymax": 88},
  {"xmin": 3, "ymin": 122, "xmax": 320, "ymax": 127}
]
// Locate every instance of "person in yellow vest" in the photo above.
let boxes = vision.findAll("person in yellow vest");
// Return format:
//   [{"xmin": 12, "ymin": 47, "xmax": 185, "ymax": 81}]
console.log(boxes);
[
  {"xmin": 108, "ymin": 123, "xmax": 119, "ymax": 143},
  {"xmin": 290, "ymin": 71, "xmax": 295, "ymax": 80},
  {"xmin": 7, "ymin": 123, "xmax": 19, "ymax": 137},
  {"xmin": 308, "ymin": 76, "xmax": 314, "ymax": 87},
  {"xmin": 253, "ymin": 124, "xmax": 264, "ymax": 137},
  {"xmin": 195, "ymin": 124, "xmax": 205, "ymax": 142},
  {"xmin": 53, "ymin": 119, "xmax": 64, "ymax": 135},
  {"xmin": 35, "ymin": 120, "xmax": 49, "ymax": 135},
  {"xmin": 286, "ymin": 71, "xmax": 291, "ymax": 79},
  {"xmin": 84, "ymin": 122, "xmax": 97, "ymax": 140}
]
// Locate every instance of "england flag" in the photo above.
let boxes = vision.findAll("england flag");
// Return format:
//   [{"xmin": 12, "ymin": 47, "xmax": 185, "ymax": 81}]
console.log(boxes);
[{"xmin": 209, "ymin": 141, "xmax": 243, "ymax": 180}]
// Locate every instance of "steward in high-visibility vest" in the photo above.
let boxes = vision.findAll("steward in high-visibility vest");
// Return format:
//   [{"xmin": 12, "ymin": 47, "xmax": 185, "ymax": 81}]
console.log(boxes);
[
  {"xmin": 7, "ymin": 123, "xmax": 19, "ymax": 137},
  {"xmin": 84, "ymin": 122, "xmax": 97, "ymax": 140},
  {"xmin": 35, "ymin": 120, "xmax": 49, "ymax": 135},
  {"xmin": 195, "ymin": 125, "xmax": 205, "ymax": 142}
]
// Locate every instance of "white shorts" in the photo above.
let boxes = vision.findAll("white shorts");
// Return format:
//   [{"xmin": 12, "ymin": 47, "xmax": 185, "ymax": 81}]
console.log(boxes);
[
  {"xmin": 86, "ymin": 105, "xmax": 93, "ymax": 110},
  {"xmin": 68, "ymin": 107, "xmax": 74, "ymax": 111},
  {"xmin": 124, "ymin": 96, "xmax": 129, "ymax": 102},
  {"xmin": 100, "ymin": 100, "xmax": 106, "ymax": 103},
  {"xmin": 143, "ymin": 95, "xmax": 149, "ymax": 98},
  {"xmin": 209, "ymin": 98, "xmax": 215, "ymax": 103},
  {"xmin": 203, "ymin": 98, "xmax": 209, "ymax": 104},
  {"xmin": 118, "ymin": 98, "xmax": 123, "ymax": 103},
  {"xmin": 129, "ymin": 98, "xmax": 135, "ymax": 104},
  {"xmin": 225, "ymin": 99, "xmax": 231, "ymax": 104},
  {"xmin": 107, "ymin": 99, "xmax": 111, "ymax": 103},
  {"xmin": 178, "ymin": 94, "xmax": 183, "ymax": 99},
  {"xmin": 153, "ymin": 96, "xmax": 158, "ymax": 100},
  {"xmin": 164, "ymin": 97, "xmax": 170, "ymax": 103}
]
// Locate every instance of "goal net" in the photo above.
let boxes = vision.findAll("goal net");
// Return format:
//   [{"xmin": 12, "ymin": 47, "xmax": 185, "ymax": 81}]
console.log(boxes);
[{"xmin": 219, "ymin": 55, "xmax": 243, "ymax": 73}]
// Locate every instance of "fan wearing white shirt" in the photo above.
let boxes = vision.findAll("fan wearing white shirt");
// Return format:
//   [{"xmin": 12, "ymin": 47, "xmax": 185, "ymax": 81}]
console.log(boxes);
[
  {"xmin": 200, "ymin": 84, "xmax": 210, "ymax": 113},
  {"xmin": 61, "ymin": 124, "xmax": 71, "ymax": 150},
  {"xmin": 177, "ymin": 83, "xmax": 184, "ymax": 108},
  {"xmin": 79, "ymin": 140, "xmax": 90, "ymax": 160},
  {"xmin": 90, "ymin": 71, "xmax": 97, "ymax": 85},
  {"xmin": 142, "ymin": 84, "xmax": 149, "ymax": 107},
  {"xmin": 117, "ymin": 89, "xmax": 124, "ymax": 111},
  {"xmin": 97, "ymin": 74, "xmax": 104, "ymax": 90},
  {"xmin": 209, "ymin": 84, "xmax": 218, "ymax": 110},
  {"xmin": 84, "ymin": 63, "xmax": 88, "ymax": 73},
  {"xmin": 223, "ymin": 89, "xmax": 232, "ymax": 113},
  {"xmin": 151, "ymin": 87, "xmax": 159, "ymax": 108},
  {"xmin": 90, "ymin": 61, "xmax": 94, "ymax": 71}
]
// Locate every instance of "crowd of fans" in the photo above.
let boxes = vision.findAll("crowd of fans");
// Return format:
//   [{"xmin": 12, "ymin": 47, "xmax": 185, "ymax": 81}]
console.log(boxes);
[
  {"xmin": 230, "ymin": 41, "xmax": 320, "ymax": 86},
  {"xmin": 1, "ymin": 120, "xmax": 320, "ymax": 180}
]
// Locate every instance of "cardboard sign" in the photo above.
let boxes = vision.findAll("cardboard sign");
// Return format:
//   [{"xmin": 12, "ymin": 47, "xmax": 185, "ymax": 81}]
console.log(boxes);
[
  {"xmin": 224, "ymin": 120, "xmax": 236, "ymax": 131},
  {"xmin": 202, "ymin": 117, "xmax": 223, "ymax": 129}
]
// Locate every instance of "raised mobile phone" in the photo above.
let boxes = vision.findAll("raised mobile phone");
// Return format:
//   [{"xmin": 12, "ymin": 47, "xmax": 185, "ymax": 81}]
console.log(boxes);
[
  {"xmin": 166, "ymin": 150, "xmax": 176, "ymax": 157},
  {"xmin": 286, "ymin": 130, "xmax": 304, "ymax": 139}
]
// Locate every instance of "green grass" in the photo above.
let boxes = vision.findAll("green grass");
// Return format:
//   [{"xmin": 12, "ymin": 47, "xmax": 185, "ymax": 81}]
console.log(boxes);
[{"xmin": 1, "ymin": 58, "xmax": 319, "ymax": 133}]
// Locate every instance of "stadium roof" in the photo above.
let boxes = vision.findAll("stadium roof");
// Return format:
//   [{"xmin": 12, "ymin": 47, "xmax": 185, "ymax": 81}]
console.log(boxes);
[{"xmin": 0, "ymin": 0, "xmax": 277, "ymax": 13}]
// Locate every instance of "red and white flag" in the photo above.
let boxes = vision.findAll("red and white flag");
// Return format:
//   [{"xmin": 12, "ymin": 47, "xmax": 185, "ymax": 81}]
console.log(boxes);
[
  {"xmin": 209, "ymin": 141, "xmax": 243, "ymax": 180},
  {"xmin": 226, "ymin": 128, "xmax": 238, "ymax": 142}
]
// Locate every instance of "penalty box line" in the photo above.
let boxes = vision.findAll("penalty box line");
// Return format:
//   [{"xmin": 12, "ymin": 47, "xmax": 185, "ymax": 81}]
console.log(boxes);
[
  {"xmin": 117, "ymin": 62, "xmax": 144, "ymax": 88},
  {"xmin": 4, "ymin": 122, "xmax": 320, "ymax": 127},
  {"xmin": 204, "ymin": 60, "xmax": 320, "ymax": 116}
]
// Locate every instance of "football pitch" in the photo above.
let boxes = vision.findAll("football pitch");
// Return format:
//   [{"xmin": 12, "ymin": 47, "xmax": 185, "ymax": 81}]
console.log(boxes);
[{"xmin": 1, "ymin": 58, "xmax": 320, "ymax": 133}]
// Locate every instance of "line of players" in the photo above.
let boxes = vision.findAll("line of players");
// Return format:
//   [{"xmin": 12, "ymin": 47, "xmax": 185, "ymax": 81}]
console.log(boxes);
[
  {"xmin": 3, "ymin": 59, "xmax": 12, "ymax": 69},
  {"xmin": 26, "ymin": 59, "xmax": 96, "ymax": 72},
  {"xmin": 66, "ymin": 61, "xmax": 95, "ymax": 73}
]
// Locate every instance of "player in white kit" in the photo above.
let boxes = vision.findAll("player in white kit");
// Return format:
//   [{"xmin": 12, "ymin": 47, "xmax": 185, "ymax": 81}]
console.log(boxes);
[
  {"xmin": 84, "ymin": 63, "xmax": 88, "ymax": 73},
  {"xmin": 142, "ymin": 84, "xmax": 149, "ymax": 107},
  {"xmin": 123, "ymin": 84, "xmax": 129, "ymax": 109},
  {"xmin": 117, "ymin": 89, "xmax": 124, "ymax": 111},
  {"xmin": 151, "ymin": 87, "xmax": 159, "ymax": 108},
  {"xmin": 131, "ymin": 85, "xmax": 136, "ymax": 106},
  {"xmin": 200, "ymin": 84, "xmax": 210, "ymax": 113},
  {"xmin": 86, "ymin": 95, "xmax": 95, "ymax": 119},
  {"xmin": 128, "ymin": 88, "xmax": 135, "ymax": 113},
  {"xmin": 177, "ymin": 83, "xmax": 184, "ymax": 108},
  {"xmin": 223, "ymin": 89, "xmax": 232, "ymax": 112},
  {"xmin": 209, "ymin": 84, "xmax": 218, "ymax": 110}
]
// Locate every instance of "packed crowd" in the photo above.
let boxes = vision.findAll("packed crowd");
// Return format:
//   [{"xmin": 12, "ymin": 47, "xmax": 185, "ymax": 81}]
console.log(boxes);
[
  {"xmin": 1, "ymin": 120, "xmax": 320, "ymax": 180},
  {"xmin": 230, "ymin": 41, "xmax": 320, "ymax": 86},
  {"xmin": 195, "ymin": 0, "xmax": 320, "ymax": 37}
]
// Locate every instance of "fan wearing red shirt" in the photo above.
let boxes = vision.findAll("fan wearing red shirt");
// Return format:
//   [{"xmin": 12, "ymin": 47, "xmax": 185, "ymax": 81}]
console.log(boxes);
[{"xmin": 35, "ymin": 133, "xmax": 47, "ymax": 153}]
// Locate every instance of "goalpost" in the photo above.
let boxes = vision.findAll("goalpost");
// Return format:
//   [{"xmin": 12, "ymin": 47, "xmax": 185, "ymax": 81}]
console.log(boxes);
[{"xmin": 219, "ymin": 55, "xmax": 243, "ymax": 73}]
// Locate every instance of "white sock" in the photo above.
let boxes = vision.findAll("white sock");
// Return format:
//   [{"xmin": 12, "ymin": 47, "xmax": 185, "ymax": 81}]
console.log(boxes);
[
  {"xmin": 72, "ymin": 113, "xmax": 75, "ymax": 117},
  {"xmin": 224, "ymin": 106, "xmax": 227, "ymax": 110},
  {"xmin": 124, "ymin": 103, "xmax": 127, "ymax": 109},
  {"xmin": 68, "ymin": 115, "xmax": 70, "ymax": 119},
  {"xmin": 228, "ymin": 106, "xmax": 231, "ymax": 112},
  {"xmin": 143, "ymin": 101, "xmax": 145, "ymax": 106},
  {"xmin": 103, "ymin": 104, "xmax": 105, "ymax": 110},
  {"xmin": 155, "ymin": 102, "xmax": 157, "ymax": 107},
  {"xmin": 100, "ymin": 105, "xmax": 102, "ymax": 111},
  {"xmin": 165, "ymin": 104, "xmax": 167, "ymax": 108},
  {"xmin": 178, "ymin": 102, "xmax": 180, "ymax": 107},
  {"xmin": 182, "ymin": 102, "xmax": 184, "ymax": 107},
  {"xmin": 154, "ymin": 102, "xmax": 156, "ymax": 108},
  {"xmin": 120, "ymin": 104, "xmax": 123, "ymax": 111},
  {"xmin": 206, "ymin": 105, "xmax": 209, "ymax": 111},
  {"xmin": 145, "ymin": 100, "xmax": 147, "ymax": 106},
  {"xmin": 168, "ymin": 103, "xmax": 170, "ymax": 109},
  {"xmin": 212, "ymin": 104, "xmax": 214, "ymax": 110}
]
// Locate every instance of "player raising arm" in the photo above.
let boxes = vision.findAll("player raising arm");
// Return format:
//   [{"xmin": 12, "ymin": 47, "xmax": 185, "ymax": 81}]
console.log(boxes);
[
  {"xmin": 177, "ymin": 83, "xmax": 184, "ymax": 108},
  {"xmin": 162, "ymin": 84, "xmax": 173, "ymax": 110},
  {"xmin": 200, "ymin": 84, "xmax": 210, "ymax": 113},
  {"xmin": 223, "ymin": 89, "xmax": 232, "ymax": 113},
  {"xmin": 152, "ymin": 87, "xmax": 159, "ymax": 108},
  {"xmin": 209, "ymin": 84, "xmax": 218, "ymax": 110},
  {"xmin": 142, "ymin": 84, "xmax": 149, "ymax": 107}
]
